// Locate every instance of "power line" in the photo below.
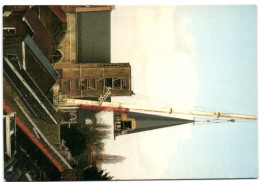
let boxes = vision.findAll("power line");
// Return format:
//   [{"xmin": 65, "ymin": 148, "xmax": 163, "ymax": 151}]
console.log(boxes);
[{"xmin": 133, "ymin": 93, "xmax": 239, "ymax": 114}]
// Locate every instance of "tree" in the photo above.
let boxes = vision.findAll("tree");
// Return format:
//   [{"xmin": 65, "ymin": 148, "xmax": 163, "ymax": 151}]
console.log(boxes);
[
  {"xmin": 92, "ymin": 123, "xmax": 111, "ymax": 129},
  {"xmin": 60, "ymin": 125, "xmax": 87, "ymax": 156},
  {"xmin": 90, "ymin": 129, "xmax": 111, "ymax": 140},
  {"xmin": 82, "ymin": 166, "xmax": 113, "ymax": 180},
  {"xmin": 79, "ymin": 126, "xmax": 111, "ymax": 141},
  {"xmin": 84, "ymin": 123, "xmax": 111, "ymax": 131},
  {"xmin": 74, "ymin": 151, "xmax": 89, "ymax": 169},
  {"xmin": 55, "ymin": 139, "xmax": 76, "ymax": 165},
  {"xmin": 94, "ymin": 154, "xmax": 126, "ymax": 164},
  {"xmin": 93, "ymin": 142, "xmax": 105, "ymax": 153}
]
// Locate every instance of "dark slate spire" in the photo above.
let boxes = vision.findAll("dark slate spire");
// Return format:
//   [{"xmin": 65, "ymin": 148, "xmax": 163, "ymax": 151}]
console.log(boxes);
[{"xmin": 127, "ymin": 112, "xmax": 193, "ymax": 134}]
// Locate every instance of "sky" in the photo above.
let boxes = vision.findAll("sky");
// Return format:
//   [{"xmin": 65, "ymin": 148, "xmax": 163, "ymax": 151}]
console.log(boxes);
[{"xmin": 98, "ymin": 5, "xmax": 258, "ymax": 180}]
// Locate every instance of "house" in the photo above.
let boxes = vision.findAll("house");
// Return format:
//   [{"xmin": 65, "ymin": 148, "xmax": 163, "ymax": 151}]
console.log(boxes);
[
  {"xmin": 75, "ymin": 6, "xmax": 112, "ymax": 63},
  {"xmin": 3, "ymin": 5, "xmax": 67, "ymax": 63},
  {"xmin": 23, "ymin": 35, "xmax": 58, "ymax": 93},
  {"xmin": 3, "ymin": 57, "xmax": 60, "ymax": 124},
  {"xmin": 3, "ymin": 77, "xmax": 72, "ymax": 180},
  {"xmin": 4, "ymin": 112, "xmax": 18, "ymax": 180},
  {"xmin": 48, "ymin": 6, "xmax": 66, "ymax": 23},
  {"xmin": 3, "ymin": 6, "xmax": 31, "ymax": 38},
  {"xmin": 54, "ymin": 63, "xmax": 132, "ymax": 98},
  {"xmin": 52, "ymin": 5, "xmax": 134, "ymax": 125},
  {"xmin": 3, "ymin": 6, "xmax": 63, "ymax": 94},
  {"xmin": 3, "ymin": 34, "xmax": 58, "ymax": 93},
  {"xmin": 59, "ymin": 110, "xmax": 78, "ymax": 124},
  {"xmin": 3, "ymin": 6, "xmax": 127, "ymax": 180},
  {"xmin": 3, "ymin": 6, "xmax": 75, "ymax": 181},
  {"xmin": 23, "ymin": 8, "xmax": 55, "ymax": 59},
  {"xmin": 57, "ymin": 5, "xmax": 114, "ymax": 64},
  {"xmin": 38, "ymin": 6, "xmax": 67, "ymax": 62}
]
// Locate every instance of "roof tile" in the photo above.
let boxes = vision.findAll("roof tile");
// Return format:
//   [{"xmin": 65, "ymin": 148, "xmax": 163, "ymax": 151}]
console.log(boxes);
[
  {"xmin": 23, "ymin": 8, "xmax": 55, "ymax": 58},
  {"xmin": 48, "ymin": 6, "xmax": 66, "ymax": 23}
]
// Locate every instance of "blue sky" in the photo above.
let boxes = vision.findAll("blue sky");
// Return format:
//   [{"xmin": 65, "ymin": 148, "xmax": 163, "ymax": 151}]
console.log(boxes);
[
  {"xmin": 184, "ymin": 5, "xmax": 258, "ymax": 179},
  {"xmin": 100, "ymin": 5, "xmax": 257, "ymax": 179},
  {"xmin": 186, "ymin": 6, "xmax": 257, "ymax": 115}
]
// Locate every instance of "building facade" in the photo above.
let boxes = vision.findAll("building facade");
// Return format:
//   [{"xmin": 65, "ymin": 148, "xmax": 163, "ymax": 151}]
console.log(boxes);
[
  {"xmin": 59, "ymin": 109, "xmax": 78, "ymax": 123},
  {"xmin": 3, "ymin": 6, "xmax": 65, "ymax": 94},
  {"xmin": 58, "ymin": 5, "xmax": 113, "ymax": 64},
  {"xmin": 55, "ymin": 63, "xmax": 132, "ymax": 98}
]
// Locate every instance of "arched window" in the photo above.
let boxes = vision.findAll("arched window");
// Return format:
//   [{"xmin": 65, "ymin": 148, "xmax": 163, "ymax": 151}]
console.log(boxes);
[
  {"xmin": 52, "ymin": 49, "xmax": 62, "ymax": 63},
  {"xmin": 69, "ymin": 113, "xmax": 77, "ymax": 121}
]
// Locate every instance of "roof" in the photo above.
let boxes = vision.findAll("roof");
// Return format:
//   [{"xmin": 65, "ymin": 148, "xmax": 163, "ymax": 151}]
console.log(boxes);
[
  {"xmin": 4, "ymin": 5, "xmax": 30, "ymax": 12},
  {"xmin": 127, "ymin": 112, "xmax": 193, "ymax": 134},
  {"xmin": 3, "ymin": 59, "xmax": 72, "ymax": 173},
  {"xmin": 3, "ymin": 76, "xmax": 72, "ymax": 172},
  {"xmin": 24, "ymin": 35, "xmax": 58, "ymax": 80},
  {"xmin": 48, "ymin": 6, "xmax": 66, "ymax": 23},
  {"xmin": 3, "ymin": 16, "xmax": 30, "ymax": 37},
  {"xmin": 3, "ymin": 57, "xmax": 60, "ymax": 124},
  {"xmin": 62, "ymin": 5, "xmax": 113, "ymax": 13},
  {"xmin": 23, "ymin": 8, "xmax": 55, "ymax": 58},
  {"xmin": 3, "ymin": 101, "xmax": 72, "ymax": 172}
]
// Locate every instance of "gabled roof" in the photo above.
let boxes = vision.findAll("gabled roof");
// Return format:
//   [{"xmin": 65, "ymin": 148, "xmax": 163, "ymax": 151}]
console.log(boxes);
[
  {"xmin": 3, "ymin": 16, "xmax": 30, "ymax": 37},
  {"xmin": 3, "ymin": 57, "xmax": 59, "ymax": 124},
  {"xmin": 48, "ymin": 6, "xmax": 66, "ymax": 23},
  {"xmin": 4, "ymin": 5, "xmax": 30, "ymax": 12},
  {"xmin": 3, "ymin": 101, "xmax": 72, "ymax": 172},
  {"xmin": 23, "ymin": 8, "xmax": 55, "ymax": 58},
  {"xmin": 3, "ymin": 74, "xmax": 72, "ymax": 172},
  {"xmin": 24, "ymin": 35, "xmax": 58, "ymax": 80}
]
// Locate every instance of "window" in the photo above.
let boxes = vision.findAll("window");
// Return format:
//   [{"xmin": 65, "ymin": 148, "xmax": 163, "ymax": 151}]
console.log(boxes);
[
  {"xmin": 115, "ymin": 114, "xmax": 121, "ymax": 122},
  {"xmin": 123, "ymin": 121, "xmax": 132, "ymax": 130},
  {"xmin": 51, "ymin": 49, "xmax": 62, "ymax": 63},
  {"xmin": 103, "ymin": 63, "xmax": 120, "ymax": 67},
  {"xmin": 105, "ymin": 78, "xmax": 112, "ymax": 87},
  {"xmin": 97, "ymin": 78, "xmax": 104, "ymax": 89},
  {"xmin": 88, "ymin": 78, "xmax": 97, "ymax": 90},
  {"xmin": 69, "ymin": 114, "xmax": 77, "ymax": 121},
  {"xmin": 122, "ymin": 77, "xmax": 130, "ymax": 90},
  {"xmin": 116, "ymin": 121, "xmax": 122, "ymax": 129},
  {"xmin": 61, "ymin": 78, "xmax": 71, "ymax": 91},
  {"xmin": 113, "ymin": 78, "xmax": 121, "ymax": 89},
  {"xmin": 3, "ymin": 26, "xmax": 16, "ymax": 35},
  {"xmin": 4, "ymin": 113, "xmax": 16, "ymax": 158},
  {"xmin": 81, "ymin": 78, "xmax": 88, "ymax": 90},
  {"xmin": 10, "ymin": 116, "xmax": 15, "ymax": 133},
  {"xmin": 10, "ymin": 135, "xmax": 16, "ymax": 156},
  {"xmin": 3, "ymin": 11, "xmax": 12, "ymax": 17},
  {"xmin": 69, "ymin": 78, "xmax": 80, "ymax": 90}
]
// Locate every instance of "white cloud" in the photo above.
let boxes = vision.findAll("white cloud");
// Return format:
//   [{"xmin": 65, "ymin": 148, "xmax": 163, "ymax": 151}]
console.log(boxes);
[
  {"xmin": 111, "ymin": 6, "xmax": 198, "ymax": 109},
  {"xmin": 102, "ymin": 6, "xmax": 198, "ymax": 179}
]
